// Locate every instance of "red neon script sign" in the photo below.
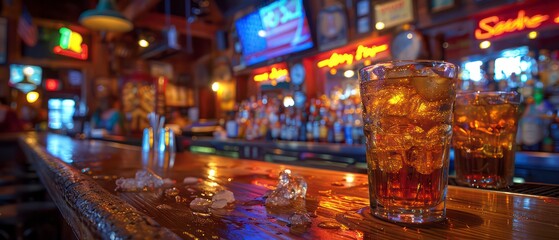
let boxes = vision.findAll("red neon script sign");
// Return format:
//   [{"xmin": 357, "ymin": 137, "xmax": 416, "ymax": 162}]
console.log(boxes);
[{"xmin": 475, "ymin": 10, "xmax": 550, "ymax": 40}]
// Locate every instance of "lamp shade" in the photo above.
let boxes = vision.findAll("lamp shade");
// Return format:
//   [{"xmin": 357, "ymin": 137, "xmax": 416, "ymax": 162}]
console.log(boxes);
[{"xmin": 79, "ymin": 0, "xmax": 132, "ymax": 32}]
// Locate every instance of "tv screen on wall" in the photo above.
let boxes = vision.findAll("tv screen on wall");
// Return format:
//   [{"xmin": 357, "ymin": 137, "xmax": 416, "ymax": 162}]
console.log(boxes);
[{"xmin": 235, "ymin": 0, "xmax": 314, "ymax": 66}]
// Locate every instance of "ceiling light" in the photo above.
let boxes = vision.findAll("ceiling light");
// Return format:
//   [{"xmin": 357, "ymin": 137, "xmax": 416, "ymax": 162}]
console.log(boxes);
[
  {"xmin": 211, "ymin": 82, "xmax": 220, "ymax": 92},
  {"xmin": 344, "ymin": 70, "xmax": 355, "ymax": 78},
  {"xmin": 79, "ymin": 0, "xmax": 133, "ymax": 32},
  {"xmin": 138, "ymin": 39, "xmax": 149, "ymax": 47},
  {"xmin": 528, "ymin": 31, "xmax": 538, "ymax": 39},
  {"xmin": 375, "ymin": 22, "xmax": 385, "ymax": 30},
  {"xmin": 479, "ymin": 40, "xmax": 491, "ymax": 49},
  {"xmin": 26, "ymin": 91, "xmax": 39, "ymax": 103}
]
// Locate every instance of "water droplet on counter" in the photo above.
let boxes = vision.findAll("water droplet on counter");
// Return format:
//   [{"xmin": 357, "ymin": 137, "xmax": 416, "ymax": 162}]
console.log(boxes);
[
  {"xmin": 156, "ymin": 204, "xmax": 173, "ymax": 210},
  {"xmin": 318, "ymin": 221, "xmax": 342, "ymax": 229},
  {"xmin": 165, "ymin": 187, "xmax": 180, "ymax": 197},
  {"xmin": 331, "ymin": 182, "xmax": 345, "ymax": 187},
  {"xmin": 318, "ymin": 190, "xmax": 332, "ymax": 196},
  {"xmin": 192, "ymin": 212, "xmax": 211, "ymax": 217},
  {"xmin": 175, "ymin": 196, "xmax": 186, "ymax": 203}
]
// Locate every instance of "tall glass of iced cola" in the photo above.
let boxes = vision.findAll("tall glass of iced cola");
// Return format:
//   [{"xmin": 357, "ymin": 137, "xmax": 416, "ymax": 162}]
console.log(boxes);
[{"xmin": 359, "ymin": 61, "xmax": 457, "ymax": 224}]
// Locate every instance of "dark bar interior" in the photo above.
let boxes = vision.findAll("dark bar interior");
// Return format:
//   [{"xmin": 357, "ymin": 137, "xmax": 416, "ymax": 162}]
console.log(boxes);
[{"xmin": 1, "ymin": 0, "xmax": 559, "ymax": 239}]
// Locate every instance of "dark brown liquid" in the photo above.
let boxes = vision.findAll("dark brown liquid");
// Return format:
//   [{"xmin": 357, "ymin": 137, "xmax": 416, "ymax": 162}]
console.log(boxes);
[
  {"xmin": 369, "ymin": 167, "xmax": 448, "ymax": 208},
  {"xmin": 454, "ymin": 147, "xmax": 515, "ymax": 188},
  {"xmin": 365, "ymin": 131, "xmax": 450, "ymax": 209},
  {"xmin": 360, "ymin": 75, "xmax": 454, "ymax": 210}
]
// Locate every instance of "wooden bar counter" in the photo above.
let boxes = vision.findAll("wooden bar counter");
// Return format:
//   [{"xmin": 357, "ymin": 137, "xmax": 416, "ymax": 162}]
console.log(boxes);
[{"xmin": 12, "ymin": 133, "xmax": 559, "ymax": 239}]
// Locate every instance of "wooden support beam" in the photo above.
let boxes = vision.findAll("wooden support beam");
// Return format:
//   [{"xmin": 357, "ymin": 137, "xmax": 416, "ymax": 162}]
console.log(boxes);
[
  {"xmin": 122, "ymin": 0, "xmax": 161, "ymax": 21},
  {"xmin": 134, "ymin": 13, "xmax": 217, "ymax": 40}
]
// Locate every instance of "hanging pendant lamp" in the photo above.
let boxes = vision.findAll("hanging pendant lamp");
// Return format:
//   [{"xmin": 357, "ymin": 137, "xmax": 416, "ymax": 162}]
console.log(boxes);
[{"xmin": 79, "ymin": 0, "xmax": 133, "ymax": 32}]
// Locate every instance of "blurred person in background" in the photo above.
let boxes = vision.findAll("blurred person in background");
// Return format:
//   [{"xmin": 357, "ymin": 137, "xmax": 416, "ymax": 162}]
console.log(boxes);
[
  {"xmin": 91, "ymin": 95, "xmax": 126, "ymax": 135},
  {"xmin": 0, "ymin": 97, "xmax": 23, "ymax": 132}
]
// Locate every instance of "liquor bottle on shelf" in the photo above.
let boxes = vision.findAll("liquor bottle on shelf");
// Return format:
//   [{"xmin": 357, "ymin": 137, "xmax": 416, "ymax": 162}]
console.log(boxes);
[
  {"xmin": 312, "ymin": 114, "xmax": 321, "ymax": 142},
  {"xmin": 545, "ymin": 51, "xmax": 559, "ymax": 111},
  {"xmin": 319, "ymin": 116, "xmax": 329, "ymax": 143},
  {"xmin": 333, "ymin": 111, "xmax": 345, "ymax": 143},
  {"xmin": 549, "ymin": 110, "xmax": 559, "ymax": 153},
  {"xmin": 298, "ymin": 110, "xmax": 307, "ymax": 142},
  {"xmin": 518, "ymin": 96, "xmax": 552, "ymax": 151},
  {"xmin": 538, "ymin": 49, "xmax": 552, "ymax": 87},
  {"xmin": 225, "ymin": 111, "xmax": 238, "ymax": 138},
  {"xmin": 227, "ymin": 93, "xmax": 367, "ymax": 145}
]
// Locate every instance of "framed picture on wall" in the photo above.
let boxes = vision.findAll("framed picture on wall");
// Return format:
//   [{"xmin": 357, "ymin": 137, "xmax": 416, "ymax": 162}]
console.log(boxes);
[
  {"xmin": 0, "ymin": 18, "xmax": 7, "ymax": 64},
  {"xmin": 374, "ymin": 0, "xmax": 414, "ymax": 29},
  {"xmin": 430, "ymin": 0, "xmax": 458, "ymax": 13}
]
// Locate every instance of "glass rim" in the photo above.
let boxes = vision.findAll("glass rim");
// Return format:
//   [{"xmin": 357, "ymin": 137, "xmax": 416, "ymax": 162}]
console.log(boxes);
[
  {"xmin": 359, "ymin": 60, "xmax": 458, "ymax": 81},
  {"xmin": 456, "ymin": 90, "xmax": 519, "ymax": 96},
  {"xmin": 456, "ymin": 91, "xmax": 521, "ymax": 103},
  {"xmin": 359, "ymin": 60, "xmax": 457, "ymax": 71}
]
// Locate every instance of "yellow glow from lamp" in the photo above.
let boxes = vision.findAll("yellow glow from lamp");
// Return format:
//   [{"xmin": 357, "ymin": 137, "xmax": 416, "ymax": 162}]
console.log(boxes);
[
  {"xmin": 364, "ymin": 59, "xmax": 372, "ymax": 66},
  {"xmin": 528, "ymin": 31, "xmax": 538, "ymax": 39},
  {"xmin": 402, "ymin": 24, "xmax": 411, "ymax": 31},
  {"xmin": 26, "ymin": 91, "xmax": 39, "ymax": 103},
  {"xmin": 479, "ymin": 40, "xmax": 491, "ymax": 49},
  {"xmin": 23, "ymin": 66, "xmax": 35, "ymax": 76},
  {"xmin": 211, "ymin": 82, "xmax": 220, "ymax": 92},
  {"xmin": 330, "ymin": 68, "xmax": 337, "ymax": 75},
  {"xmin": 138, "ymin": 39, "xmax": 149, "ymax": 47},
  {"xmin": 375, "ymin": 22, "xmax": 385, "ymax": 30}
]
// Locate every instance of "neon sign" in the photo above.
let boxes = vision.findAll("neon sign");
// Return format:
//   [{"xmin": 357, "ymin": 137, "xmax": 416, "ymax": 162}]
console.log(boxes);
[
  {"xmin": 254, "ymin": 67, "xmax": 289, "ymax": 82},
  {"xmin": 53, "ymin": 27, "xmax": 88, "ymax": 60},
  {"xmin": 475, "ymin": 10, "xmax": 551, "ymax": 40},
  {"xmin": 45, "ymin": 78, "xmax": 60, "ymax": 91},
  {"xmin": 317, "ymin": 44, "xmax": 388, "ymax": 69}
]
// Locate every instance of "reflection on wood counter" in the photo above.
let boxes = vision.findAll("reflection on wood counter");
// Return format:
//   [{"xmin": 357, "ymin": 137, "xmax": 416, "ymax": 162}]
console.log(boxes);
[{"xmin": 16, "ymin": 133, "xmax": 559, "ymax": 239}]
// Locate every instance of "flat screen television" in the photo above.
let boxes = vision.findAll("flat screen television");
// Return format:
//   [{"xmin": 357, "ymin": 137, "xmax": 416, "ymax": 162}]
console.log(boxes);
[{"xmin": 235, "ymin": 0, "xmax": 314, "ymax": 66}]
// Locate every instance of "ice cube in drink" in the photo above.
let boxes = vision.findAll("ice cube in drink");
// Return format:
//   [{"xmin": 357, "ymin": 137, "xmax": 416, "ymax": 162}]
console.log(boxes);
[{"xmin": 453, "ymin": 92, "xmax": 520, "ymax": 189}]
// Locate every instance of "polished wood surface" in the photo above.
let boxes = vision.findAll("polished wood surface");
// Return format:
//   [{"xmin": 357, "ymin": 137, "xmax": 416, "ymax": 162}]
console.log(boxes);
[{"xmin": 17, "ymin": 133, "xmax": 559, "ymax": 239}]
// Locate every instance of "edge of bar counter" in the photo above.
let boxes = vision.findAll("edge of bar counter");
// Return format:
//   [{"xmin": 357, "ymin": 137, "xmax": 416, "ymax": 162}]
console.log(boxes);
[{"xmin": 11, "ymin": 133, "xmax": 182, "ymax": 240}]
